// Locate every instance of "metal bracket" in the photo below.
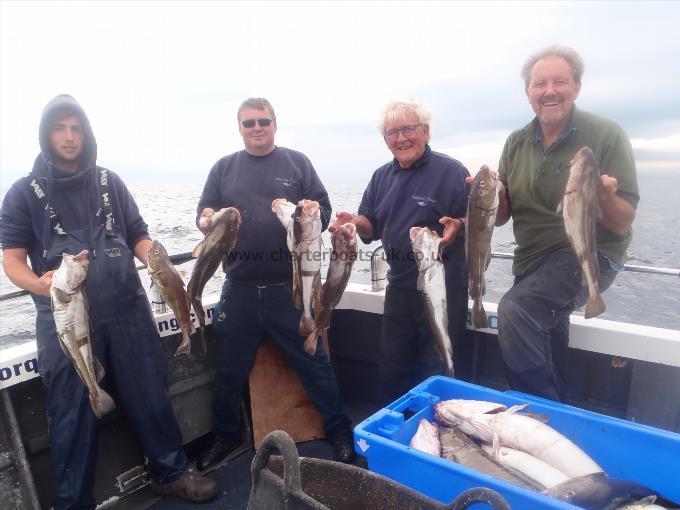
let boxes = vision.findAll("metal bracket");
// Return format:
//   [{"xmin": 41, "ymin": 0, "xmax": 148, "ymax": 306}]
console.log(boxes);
[{"xmin": 115, "ymin": 465, "xmax": 150, "ymax": 493}]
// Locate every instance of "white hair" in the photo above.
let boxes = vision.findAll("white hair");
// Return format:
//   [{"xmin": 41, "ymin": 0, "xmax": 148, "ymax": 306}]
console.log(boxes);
[{"xmin": 379, "ymin": 99, "xmax": 432, "ymax": 140}]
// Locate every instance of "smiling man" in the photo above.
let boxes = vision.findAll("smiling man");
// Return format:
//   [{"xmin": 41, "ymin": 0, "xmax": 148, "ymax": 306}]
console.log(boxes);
[
  {"xmin": 195, "ymin": 97, "xmax": 355, "ymax": 469},
  {"xmin": 331, "ymin": 99, "xmax": 470, "ymax": 404},
  {"xmin": 493, "ymin": 45, "xmax": 640, "ymax": 401}
]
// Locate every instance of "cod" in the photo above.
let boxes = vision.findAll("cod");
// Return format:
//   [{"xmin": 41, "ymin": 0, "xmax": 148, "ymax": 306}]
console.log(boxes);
[
  {"xmin": 562, "ymin": 147, "xmax": 606, "ymax": 319},
  {"xmin": 50, "ymin": 250, "xmax": 115, "ymax": 419},
  {"xmin": 272, "ymin": 198, "xmax": 323, "ymax": 347},
  {"xmin": 187, "ymin": 207, "xmax": 241, "ymax": 332},
  {"xmin": 409, "ymin": 226, "xmax": 454, "ymax": 376},
  {"xmin": 148, "ymin": 240, "xmax": 195, "ymax": 356},
  {"xmin": 465, "ymin": 165, "xmax": 498, "ymax": 329}
]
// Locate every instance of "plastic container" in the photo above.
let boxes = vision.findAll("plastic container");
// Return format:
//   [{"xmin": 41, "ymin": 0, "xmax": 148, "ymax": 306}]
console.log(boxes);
[{"xmin": 354, "ymin": 376, "xmax": 680, "ymax": 509}]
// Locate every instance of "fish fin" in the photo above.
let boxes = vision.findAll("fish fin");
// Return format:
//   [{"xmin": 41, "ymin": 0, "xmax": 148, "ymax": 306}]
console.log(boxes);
[
  {"xmin": 91, "ymin": 387, "xmax": 116, "ymax": 418},
  {"xmin": 484, "ymin": 249, "xmax": 491, "ymax": 271},
  {"xmin": 556, "ymin": 199, "xmax": 564, "ymax": 215},
  {"xmin": 192, "ymin": 241, "xmax": 204, "ymax": 258},
  {"xmin": 506, "ymin": 404, "xmax": 529, "ymax": 415},
  {"xmin": 177, "ymin": 269, "xmax": 188, "ymax": 280},
  {"xmin": 320, "ymin": 329, "xmax": 331, "ymax": 361},
  {"xmin": 585, "ymin": 292, "xmax": 606, "ymax": 319},
  {"xmin": 472, "ymin": 299, "xmax": 488, "ymax": 329},
  {"xmin": 492, "ymin": 433, "xmax": 500, "ymax": 459},
  {"xmin": 93, "ymin": 357, "xmax": 105, "ymax": 382},
  {"xmin": 303, "ymin": 330, "xmax": 318, "ymax": 355},
  {"xmin": 52, "ymin": 287, "xmax": 72, "ymax": 304},
  {"xmin": 461, "ymin": 415, "xmax": 494, "ymax": 443}
]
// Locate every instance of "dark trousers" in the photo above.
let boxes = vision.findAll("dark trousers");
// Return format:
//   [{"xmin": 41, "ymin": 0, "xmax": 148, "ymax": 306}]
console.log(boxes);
[
  {"xmin": 497, "ymin": 248, "xmax": 618, "ymax": 401},
  {"xmin": 211, "ymin": 279, "xmax": 351, "ymax": 441},
  {"xmin": 36, "ymin": 299, "xmax": 187, "ymax": 510},
  {"xmin": 379, "ymin": 282, "xmax": 468, "ymax": 405}
]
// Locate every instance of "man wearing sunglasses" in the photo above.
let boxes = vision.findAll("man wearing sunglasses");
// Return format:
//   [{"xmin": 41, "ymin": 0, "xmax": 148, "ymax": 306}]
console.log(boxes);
[
  {"xmin": 331, "ymin": 99, "xmax": 471, "ymax": 405},
  {"xmin": 195, "ymin": 98, "xmax": 355, "ymax": 470}
]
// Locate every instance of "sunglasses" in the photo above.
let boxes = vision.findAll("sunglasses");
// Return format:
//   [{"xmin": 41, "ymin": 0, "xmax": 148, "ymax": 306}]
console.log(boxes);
[{"xmin": 241, "ymin": 118, "xmax": 273, "ymax": 128}]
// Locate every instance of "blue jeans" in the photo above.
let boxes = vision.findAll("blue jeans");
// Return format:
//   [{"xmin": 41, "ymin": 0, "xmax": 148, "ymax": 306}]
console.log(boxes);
[
  {"xmin": 211, "ymin": 279, "xmax": 350, "ymax": 440},
  {"xmin": 497, "ymin": 248, "xmax": 618, "ymax": 401}
]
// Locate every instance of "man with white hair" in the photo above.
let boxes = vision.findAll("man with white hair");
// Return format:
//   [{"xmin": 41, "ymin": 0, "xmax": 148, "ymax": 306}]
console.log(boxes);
[{"xmin": 332, "ymin": 100, "xmax": 470, "ymax": 404}]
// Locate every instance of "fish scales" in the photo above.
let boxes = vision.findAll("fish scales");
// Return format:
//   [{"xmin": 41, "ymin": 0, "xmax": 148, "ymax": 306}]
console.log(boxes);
[
  {"xmin": 148, "ymin": 240, "xmax": 195, "ymax": 355},
  {"xmin": 563, "ymin": 146, "xmax": 606, "ymax": 319},
  {"xmin": 314, "ymin": 223, "xmax": 357, "ymax": 332},
  {"xmin": 439, "ymin": 425, "xmax": 541, "ymax": 490},
  {"xmin": 465, "ymin": 165, "xmax": 498, "ymax": 329},
  {"xmin": 50, "ymin": 250, "xmax": 115, "ymax": 418},
  {"xmin": 409, "ymin": 226, "xmax": 454, "ymax": 375},
  {"xmin": 273, "ymin": 199, "xmax": 323, "ymax": 354},
  {"xmin": 187, "ymin": 207, "xmax": 241, "ymax": 332}
]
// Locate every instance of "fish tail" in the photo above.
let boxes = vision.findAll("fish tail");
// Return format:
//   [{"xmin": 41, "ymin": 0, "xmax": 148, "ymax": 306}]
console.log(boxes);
[
  {"xmin": 299, "ymin": 314, "xmax": 315, "ymax": 336},
  {"xmin": 303, "ymin": 330, "xmax": 318, "ymax": 356},
  {"xmin": 91, "ymin": 387, "xmax": 116, "ymax": 418},
  {"xmin": 314, "ymin": 307, "xmax": 331, "ymax": 331},
  {"xmin": 585, "ymin": 291, "xmax": 606, "ymax": 319},
  {"xmin": 472, "ymin": 299, "xmax": 488, "ymax": 329},
  {"xmin": 174, "ymin": 330, "xmax": 192, "ymax": 356}
]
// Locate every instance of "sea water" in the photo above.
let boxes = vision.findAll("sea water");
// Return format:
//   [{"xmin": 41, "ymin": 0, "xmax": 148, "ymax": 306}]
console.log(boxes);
[{"xmin": 1, "ymin": 173, "xmax": 679, "ymax": 348}]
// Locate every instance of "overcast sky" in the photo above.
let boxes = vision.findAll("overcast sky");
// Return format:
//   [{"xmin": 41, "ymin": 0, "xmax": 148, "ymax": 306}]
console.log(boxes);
[{"xmin": 2, "ymin": 1, "xmax": 679, "ymax": 186}]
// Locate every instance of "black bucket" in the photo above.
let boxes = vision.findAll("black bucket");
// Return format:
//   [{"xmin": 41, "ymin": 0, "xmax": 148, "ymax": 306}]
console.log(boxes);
[{"xmin": 247, "ymin": 430, "xmax": 510, "ymax": 510}]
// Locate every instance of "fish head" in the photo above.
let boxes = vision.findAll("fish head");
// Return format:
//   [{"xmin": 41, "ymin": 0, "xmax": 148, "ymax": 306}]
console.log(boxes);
[
  {"xmin": 471, "ymin": 165, "xmax": 499, "ymax": 207},
  {"xmin": 409, "ymin": 226, "xmax": 440, "ymax": 266},
  {"xmin": 332, "ymin": 223, "xmax": 357, "ymax": 251},
  {"xmin": 147, "ymin": 240, "xmax": 169, "ymax": 272},
  {"xmin": 542, "ymin": 472, "xmax": 615, "ymax": 507},
  {"xmin": 297, "ymin": 199, "xmax": 320, "ymax": 218},
  {"xmin": 568, "ymin": 146, "xmax": 600, "ymax": 188},
  {"xmin": 56, "ymin": 250, "xmax": 89, "ymax": 292}
]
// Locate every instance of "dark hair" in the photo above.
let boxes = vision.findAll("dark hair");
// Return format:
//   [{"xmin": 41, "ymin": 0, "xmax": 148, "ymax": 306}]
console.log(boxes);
[{"xmin": 237, "ymin": 97, "xmax": 276, "ymax": 122}]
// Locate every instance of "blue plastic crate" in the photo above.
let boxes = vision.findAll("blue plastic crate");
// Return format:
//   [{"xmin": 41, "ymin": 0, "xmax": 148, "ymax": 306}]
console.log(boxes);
[{"xmin": 354, "ymin": 376, "xmax": 680, "ymax": 509}]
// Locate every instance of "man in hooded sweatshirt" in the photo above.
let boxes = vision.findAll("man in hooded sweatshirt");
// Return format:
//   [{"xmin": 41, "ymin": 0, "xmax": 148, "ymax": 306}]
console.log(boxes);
[{"xmin": 0, "ymin": 94, "xmax": 218, "ymax": 509}]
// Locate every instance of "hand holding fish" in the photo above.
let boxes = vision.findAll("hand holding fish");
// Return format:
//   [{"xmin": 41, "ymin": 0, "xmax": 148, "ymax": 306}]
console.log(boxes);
[
  {"xmin": 36, "ymin": 270, "xmax": 55, "ymax": 297},
  {"xmin": 198, "ymin": 207, "xmax": 216, "ymax": 234},
  {"xmin": 596, "ymin": 173, "xmax": 636, "ymax": 236},
  {"xmin": 329, "ymin": 211, "xmax": 354, "ymax": 233},
  {"xmin": 438, "ymin": 216, "xmax": 464, "ymax": 247}
]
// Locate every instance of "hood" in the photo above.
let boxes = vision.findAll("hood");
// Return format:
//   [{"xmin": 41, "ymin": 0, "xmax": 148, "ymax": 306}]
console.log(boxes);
[{"xmin": 36, "ymin": 94, "xmax": 97, "ymax": 177}]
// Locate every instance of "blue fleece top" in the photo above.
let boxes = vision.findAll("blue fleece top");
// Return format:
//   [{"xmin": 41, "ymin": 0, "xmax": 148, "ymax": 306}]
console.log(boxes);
[
  {"xmin": 358, "ymin": 145, "xmax": 471, "ymax": 290},
  {"xmin": 197, "ymin": 147, "xmax": 331, "ymax": 285},
  {"xmin": 0, "ymin": 95, "xmax": 150, "ymax": 276}
]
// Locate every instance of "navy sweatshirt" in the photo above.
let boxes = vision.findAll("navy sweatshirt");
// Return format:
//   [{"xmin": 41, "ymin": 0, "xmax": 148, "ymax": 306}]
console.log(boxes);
[
  {"xmin": 0, "ymin": 95, "xmax": 149, "ymax": 277},
  {"xmin": 358, "ymin": 145, "xmax": 470, "ymax": 290},
  {"xmin": 197, "ymin": 147, "xmax": 331, "ymax": 285}
]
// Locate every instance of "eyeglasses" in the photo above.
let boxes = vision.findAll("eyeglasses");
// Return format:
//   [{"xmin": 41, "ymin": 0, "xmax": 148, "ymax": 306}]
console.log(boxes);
[
  {"xmin": 384, "ymin": 124, "xmax": 422, "ymax": 139},
  {"xmin": 241, "ymin": 118, "xmax": 273, "ymax": 128}
]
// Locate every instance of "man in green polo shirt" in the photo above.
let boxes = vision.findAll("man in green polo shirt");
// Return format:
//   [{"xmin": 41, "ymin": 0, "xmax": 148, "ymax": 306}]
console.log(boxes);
[{"xmin": 495, "ymin": 45, "xmax": 639, "ymax": 401}]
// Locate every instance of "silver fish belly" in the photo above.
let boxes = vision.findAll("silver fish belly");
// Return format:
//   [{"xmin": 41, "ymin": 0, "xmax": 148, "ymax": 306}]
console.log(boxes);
[
  {"xmin": 410, "ymin": 226, "xmax": 454, "ymax": 375},
  {"xmin": 50, "ymin": 250, "xmax": 115, "ymax": 419}
]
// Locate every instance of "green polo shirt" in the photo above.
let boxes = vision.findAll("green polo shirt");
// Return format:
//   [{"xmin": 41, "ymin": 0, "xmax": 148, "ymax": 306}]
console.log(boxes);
[{"xmin": 499, "ymin": 107, "xmax": 639, "ymax": 277}]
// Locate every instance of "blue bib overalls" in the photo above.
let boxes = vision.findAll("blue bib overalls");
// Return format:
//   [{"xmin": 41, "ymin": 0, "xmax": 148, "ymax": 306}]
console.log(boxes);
[{"xmin": 30, "ymin": 169, "xmax": 187, "ymax": 510}]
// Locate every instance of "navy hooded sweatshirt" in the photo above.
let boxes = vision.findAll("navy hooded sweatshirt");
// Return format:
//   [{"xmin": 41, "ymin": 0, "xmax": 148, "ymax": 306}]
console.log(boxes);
[{"xmin": 0, "ymin": 95, "xmax": 150, "ymax": 278}]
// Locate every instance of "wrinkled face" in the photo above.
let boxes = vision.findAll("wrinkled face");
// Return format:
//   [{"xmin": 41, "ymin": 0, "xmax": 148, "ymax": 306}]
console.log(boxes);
[
  {"xmin": 526, "ymin": 56, "xmax": 581, "ymax": 129},
  {"xmin": 49, "ymin": 114, "xmax": 84, "ymax": 172},
  {"xmin": 383, "ymin": 110, "xmax": 429, "ymax": 169},
  {"xmin": 238, "ymin": 107, "xmax": 277, "ymax": 156}
]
